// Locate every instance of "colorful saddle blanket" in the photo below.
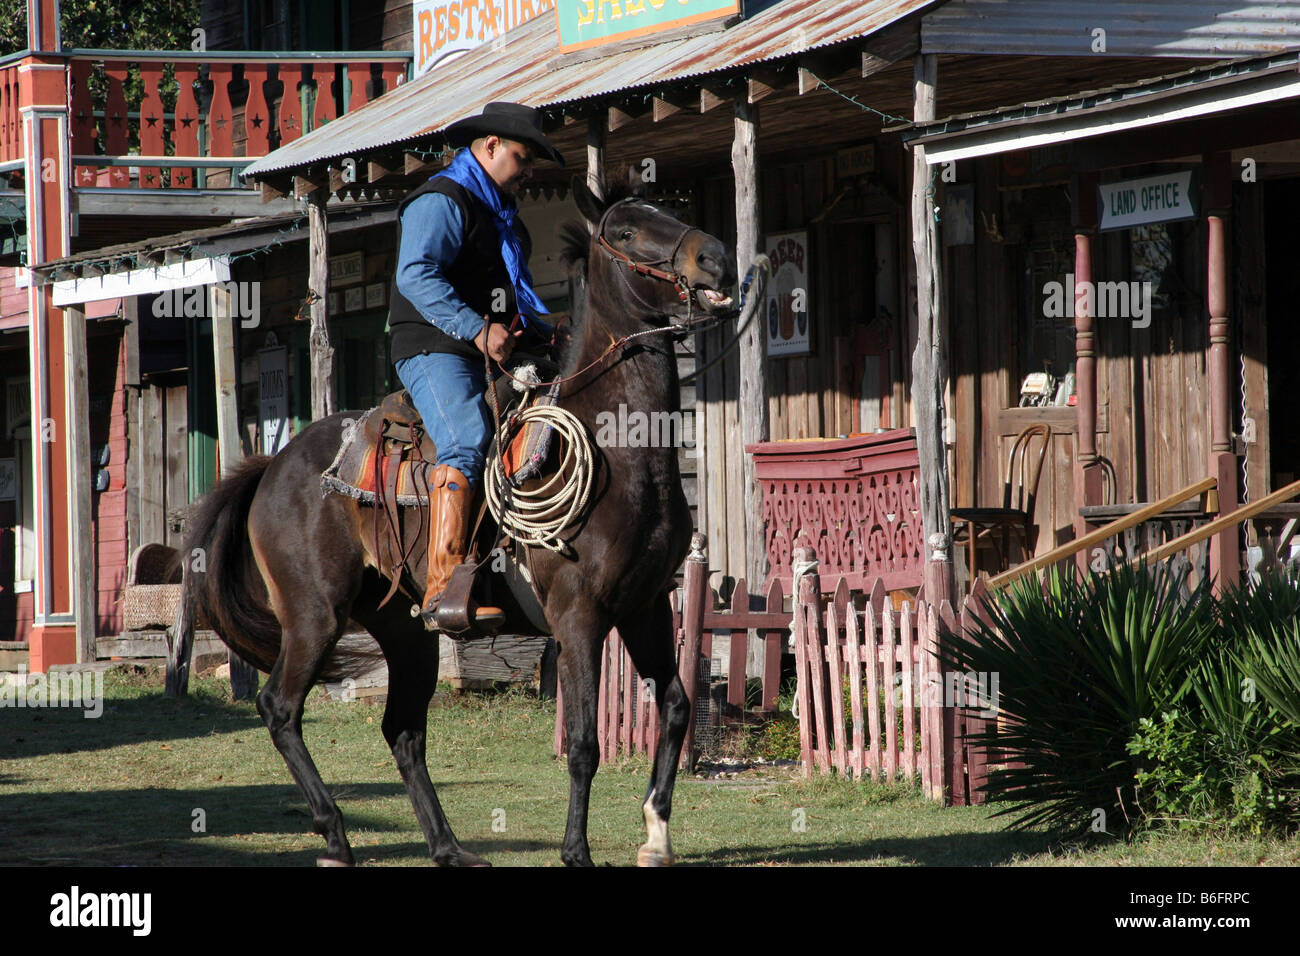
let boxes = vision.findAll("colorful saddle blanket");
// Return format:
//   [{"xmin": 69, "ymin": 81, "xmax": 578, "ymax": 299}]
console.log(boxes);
[{"xmin": 319, "ymin": 377, "xmax": 562, "ymax": 507}]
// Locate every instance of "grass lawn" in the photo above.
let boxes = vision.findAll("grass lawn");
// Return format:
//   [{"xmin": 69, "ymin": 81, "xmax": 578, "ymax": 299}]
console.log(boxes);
[{"xmin": 3, "ymin": 666, "xmax": 1298, "ymax": 867}]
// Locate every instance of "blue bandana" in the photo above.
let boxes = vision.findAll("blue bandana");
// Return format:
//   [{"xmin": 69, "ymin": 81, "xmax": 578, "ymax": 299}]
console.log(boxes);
[{"xmin": 436, "ymin": 149, "xmax": 551, "ymax": 331}]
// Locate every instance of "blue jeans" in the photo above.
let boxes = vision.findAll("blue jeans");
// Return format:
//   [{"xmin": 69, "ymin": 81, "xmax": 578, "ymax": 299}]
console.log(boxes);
[{"xmin": 394, "ymin": 351, "xmax": 493, "ymax": 488}]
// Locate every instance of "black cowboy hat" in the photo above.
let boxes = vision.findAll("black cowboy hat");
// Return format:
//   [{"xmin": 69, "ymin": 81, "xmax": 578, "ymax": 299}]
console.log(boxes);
[{"xmin": 443, "ymin": 102, "xmax": 566, "ymax": 167}]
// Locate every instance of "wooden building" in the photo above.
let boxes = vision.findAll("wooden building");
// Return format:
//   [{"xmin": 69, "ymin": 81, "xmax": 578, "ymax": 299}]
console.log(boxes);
[
  {"xmin": 1, "ymin": 0, "xmax": 412, "ymax": 668},
  {"xmin": 10, "ymin": 0, "xmax": 1300, "ymax": 671}
]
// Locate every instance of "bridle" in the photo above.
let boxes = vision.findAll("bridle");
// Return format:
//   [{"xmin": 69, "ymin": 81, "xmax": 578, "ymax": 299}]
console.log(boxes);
[
  {"xmin": 595, "ymin": 197, "xmax": 701, "ymax": 307},
  {"xmin": 492, "ymin": 196, "xmax": 763, "ymax": 392}
]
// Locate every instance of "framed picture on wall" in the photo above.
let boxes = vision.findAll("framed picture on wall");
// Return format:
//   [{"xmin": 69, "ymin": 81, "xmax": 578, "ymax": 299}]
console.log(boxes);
[{"xmin": 764, "ymin": 230, "xmax": 811, "ymax": 357}]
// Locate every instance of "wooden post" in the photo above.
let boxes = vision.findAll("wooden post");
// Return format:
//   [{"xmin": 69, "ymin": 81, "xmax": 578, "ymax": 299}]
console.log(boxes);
[
  {"xmin": 209, "ymin": 284, "xmax": 242, "ymax": 475},
  {"xmin": 208, "ymin": 283, "xmax": 260, "ymax": 699},
  {"xmin": 307, "ymin": 188, "xmax": 335, "ymax": 420},
  {"xmin": 586, "ymin": 111, "xmax": 605, "ymax": 201},
  {"xmin": 678, "ymin": 532, "xmax": 708, "ymax": 772},
  {"xmin": 908, "ymin": 54, "xmax": 954, "ymax": 605},
  {"xmin": 65, "ymin": 304, "xmax": 96, "ymax": 663},
  {"xmin": 1072, "ymin": 171, "xmax": 1104, "ymax": 559},
  {"xmin": 733, "ymin": 98, "xmax": 769, "ymax": 590},
  {"xmin": 1205, "ymin": 152, "xmax": 1240, "ymax": 591}
]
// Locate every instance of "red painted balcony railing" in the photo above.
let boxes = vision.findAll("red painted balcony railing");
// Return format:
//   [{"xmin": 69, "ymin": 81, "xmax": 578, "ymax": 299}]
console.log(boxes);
[
  {"xmin": 62, "ymin": 50, "xmax": 410, "ymax": 189},
  {"xmin": 749, "ymin": 429, "xmax": 924, "ymax": 595},
  {"xmin": 0, "ymin": 60, "xmax": 22, "ymax": 165}
]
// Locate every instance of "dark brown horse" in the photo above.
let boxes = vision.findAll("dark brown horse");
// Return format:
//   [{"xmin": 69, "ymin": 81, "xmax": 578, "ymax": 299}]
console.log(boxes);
[{"xmin": 181, "ymin": 179, "xmax": 736, "ymax": 866}]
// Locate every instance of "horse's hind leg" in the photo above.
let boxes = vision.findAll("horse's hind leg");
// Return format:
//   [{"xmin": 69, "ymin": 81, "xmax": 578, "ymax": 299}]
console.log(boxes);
[
  {"xmin": 256, "ymin": 613, "xmax": 355, "ymax": 866},
  {"xmin": 352, "ymin": 591, "xmax": 488, "ymax": 867},
  {"xmin": 618, "ymin": 592, "xmax": 691, "ymax": 867}
]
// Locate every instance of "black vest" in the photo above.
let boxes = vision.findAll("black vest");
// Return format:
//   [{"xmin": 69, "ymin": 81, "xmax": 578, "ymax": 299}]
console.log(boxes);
[{"xmin": 387, "ymin": 175, "xmax": 532, "ymax": 363}]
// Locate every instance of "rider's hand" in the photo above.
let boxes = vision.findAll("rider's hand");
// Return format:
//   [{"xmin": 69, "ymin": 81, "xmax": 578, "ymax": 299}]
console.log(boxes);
[{"xmin": 474, "ymin": 319, "xmax": 522, "ymax": 363}]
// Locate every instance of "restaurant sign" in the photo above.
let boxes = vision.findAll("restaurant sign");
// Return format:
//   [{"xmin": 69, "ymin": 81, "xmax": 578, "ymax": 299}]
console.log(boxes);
[
  {"xmin": 414, "ymin": 0, "xmax": 556, "ymax": 76},
  {"xmin": 1098, "ymin": 171, "xmax": 1196, "ymax": 231},
  {"xmin": 557, "ymin": 0, "xmax": 740, "ymax": 54}
]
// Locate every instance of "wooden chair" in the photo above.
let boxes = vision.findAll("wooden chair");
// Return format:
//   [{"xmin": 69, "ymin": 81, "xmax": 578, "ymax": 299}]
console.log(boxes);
[{"xmin": 952, "ymin": 423, "xmax": 1052, "ymax": 579}]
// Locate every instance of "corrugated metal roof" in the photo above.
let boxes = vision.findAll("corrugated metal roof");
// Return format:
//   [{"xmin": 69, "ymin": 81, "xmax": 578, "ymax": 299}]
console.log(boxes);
[
  {"xmin": 922, "ymin": 0, "xmax": 1300, "ymax": 58},
  {"xmin": 897, "ymin": 50, "xmax": 1300, "ymax": 141},
  {"xmin": 245, "ymin": 0, "xmax": 938, "ymax": 178}
]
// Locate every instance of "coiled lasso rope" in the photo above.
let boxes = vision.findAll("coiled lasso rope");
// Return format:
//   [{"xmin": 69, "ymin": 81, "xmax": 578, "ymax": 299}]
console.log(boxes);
[{"xmin": 485, "ymin": 403, "xmax": 596, "ymax": 555}]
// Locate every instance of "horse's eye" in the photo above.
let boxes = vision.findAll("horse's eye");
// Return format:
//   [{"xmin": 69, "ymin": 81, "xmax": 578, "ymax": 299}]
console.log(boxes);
[{"xmin": 620, "ymin": 229, "xmax": 635, "ymax": 242}]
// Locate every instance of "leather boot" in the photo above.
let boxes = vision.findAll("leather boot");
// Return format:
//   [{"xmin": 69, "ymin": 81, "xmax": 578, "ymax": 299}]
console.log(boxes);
[{"xmin": 420, "ymin": 464, "xmax": 503, "ymax": 629}]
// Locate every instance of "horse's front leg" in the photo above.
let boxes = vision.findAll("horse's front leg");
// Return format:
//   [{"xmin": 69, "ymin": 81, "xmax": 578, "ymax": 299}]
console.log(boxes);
[
  {"xmin": 555, "ymin": 608, "xmax": 608, "ymax": 867},
  {"xmin": 618, "ymin": 592, "xmax": 691, "ymax": 866}
]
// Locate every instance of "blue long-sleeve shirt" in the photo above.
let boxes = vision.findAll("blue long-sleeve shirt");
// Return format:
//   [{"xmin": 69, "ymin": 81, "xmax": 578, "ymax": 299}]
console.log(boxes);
[{"xmin": 394, "ymin": 192, "xmax": 486, "ymax": 343}]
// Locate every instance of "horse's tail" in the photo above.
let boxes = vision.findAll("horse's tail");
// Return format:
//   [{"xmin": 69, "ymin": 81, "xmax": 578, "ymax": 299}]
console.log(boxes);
[
  {"xmin": 180, "ymin": 455, "xmax": 378, "ymax": 683},
  {"xmin": 181, "ymin": 455, "xmax": 283, "ymax": 675}
]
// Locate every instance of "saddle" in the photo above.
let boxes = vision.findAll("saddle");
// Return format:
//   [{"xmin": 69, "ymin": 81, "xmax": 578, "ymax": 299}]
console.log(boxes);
[{"xmin": 321, "ymin": 357, "xmax": 563, "ymax": 634}]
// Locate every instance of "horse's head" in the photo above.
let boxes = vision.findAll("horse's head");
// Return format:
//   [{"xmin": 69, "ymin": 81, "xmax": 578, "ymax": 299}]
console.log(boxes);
[{"xmin": 572, "ymin": 177, "xmax": 737, "ymax": 323}]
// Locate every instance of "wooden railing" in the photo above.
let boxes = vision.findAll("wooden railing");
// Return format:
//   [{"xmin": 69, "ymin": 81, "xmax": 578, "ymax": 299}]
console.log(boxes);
[
  {"xmin": 1126, "ymin": 477, "xmax": 1300, "ymax": 568},
  {"xmin": 987, "ymin": 476, "xmax": 1218, "ymax": 590},
  {"xmin": 63, "ymin": 50, "xmax": 409, "ymax": 189}
]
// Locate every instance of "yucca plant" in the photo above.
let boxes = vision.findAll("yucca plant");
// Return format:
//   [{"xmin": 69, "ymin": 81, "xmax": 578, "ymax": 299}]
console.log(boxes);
[{"xmin": 939, "ymin": 562, "xmax": 1216, "ymax": 838}]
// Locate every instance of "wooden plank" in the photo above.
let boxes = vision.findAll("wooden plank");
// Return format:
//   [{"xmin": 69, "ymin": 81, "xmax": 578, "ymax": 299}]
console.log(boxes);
[
  {"xmin": 622, "ymin": 638, "xmax": 635, "ymax": 755},
  {"xmin": 209, "ymin": 285, "xmax": 241, "ymax": 477},
  {"xmin": 308, "ymin": 190, "xmax": 336, "ymax": 419},
  {"xmin": 164, "ymin": 385, "xmax": 188, "ymax": 548},
  {"xmin": 793, "ymin": 554, "xmax": 815, "ymax": 778},
  {"xmin": 606, "ymin": 630, "xmax": 621, "ymax": 762},
  {"xmin": 989, "ymin": 476, "xmax": 1218, "ymax": 589},
  {"xmin": 65, "ymin": 305, "xmax": 96, "ymax": 661},
  {"xmin": 727, "ymin": 577, "xmax": 749, "ymax": 708},
  {"xmin": 863, "ymin": 600, "xmax": 883, "ymax": 780},
  {"xmin": 762, "ymin": 579, "xmax": 784, "ymax": 712},
  {"xmin": 845, "ymin": 597, "xmax": 865, "ymax": 781},
  {"xmin": 805, "ymin": 596, "xmax": 830, "ymax": 775},
  {"xmin": 881, "ymin": 604, "xmax": 898, "ymax": 781},
  {"xmin": 138, "ymin": 385, "xmax": 164, "ymax": 548},
  {"xmin": 900, "ymin": 601, "xmax": 916, "ymax": 779},
  {"xmin": 824, "ymin": 599, "xmax": 847, "ymax": 776}
]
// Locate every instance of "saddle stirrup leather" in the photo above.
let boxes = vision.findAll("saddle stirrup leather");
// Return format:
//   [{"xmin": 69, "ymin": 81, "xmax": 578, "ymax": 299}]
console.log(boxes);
[{"xmin": 420, "ymin": 464, "xmax": 504, "ymax": 636}]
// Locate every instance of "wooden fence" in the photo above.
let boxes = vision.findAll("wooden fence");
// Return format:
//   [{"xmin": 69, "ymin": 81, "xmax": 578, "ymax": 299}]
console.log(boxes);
[
  {"xmin": 789, "ymin": 560, "xmax": 993, "ymax": 805},
  {"xmin": 553, "ymin": 538, "xmax": 996, "ymax": 805}
]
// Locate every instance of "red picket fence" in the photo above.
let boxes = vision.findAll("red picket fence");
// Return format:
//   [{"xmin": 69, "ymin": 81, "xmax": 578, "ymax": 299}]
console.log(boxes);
[
  {"xmin": 553, "ymin": 537, "xmax": 996, "ymax": 806},
  {"xmin": 789, "ymin": 556, "xmax": 994, "ymax": 806}
]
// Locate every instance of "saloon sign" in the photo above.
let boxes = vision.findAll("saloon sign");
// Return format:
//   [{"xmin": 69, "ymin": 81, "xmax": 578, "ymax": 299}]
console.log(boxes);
[
  {"xmin": 414, "ymin": 0, "xmax": 556, "ymax": 76},
  {"xmin": 557, "ymin": 0, "xmax": 740, "ymax": 53}
]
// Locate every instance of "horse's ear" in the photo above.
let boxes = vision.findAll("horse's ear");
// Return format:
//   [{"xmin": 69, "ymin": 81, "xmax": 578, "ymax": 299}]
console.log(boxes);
[
  {"xmin": 571, "ymin": 175, "xmax": 605, "ymax": 226},
  {"xmin": 625, "ymin": 164, "xmax": 645, "ymax": 197}
]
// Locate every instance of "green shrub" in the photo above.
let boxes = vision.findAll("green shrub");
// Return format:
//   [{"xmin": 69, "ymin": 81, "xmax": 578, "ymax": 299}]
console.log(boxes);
[{"xmin": 940, "ymin": 562, "xmax": 1216, "ymax": 838}]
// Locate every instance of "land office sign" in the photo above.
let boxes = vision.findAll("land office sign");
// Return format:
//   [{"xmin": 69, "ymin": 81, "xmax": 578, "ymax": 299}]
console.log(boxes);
[
  {"xmin": 1098, "ymin": 171, "xmax": 1196, "ymax": 231},
  {"xmin": 557, "ymin": 0, "xmax": 740, "ymax": 53}
]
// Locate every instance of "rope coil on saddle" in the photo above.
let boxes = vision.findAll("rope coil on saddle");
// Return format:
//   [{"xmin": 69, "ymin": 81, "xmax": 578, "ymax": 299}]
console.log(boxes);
[{"xmin": 485, "ymin": 401, "xmax": 595, "ymax": 555}]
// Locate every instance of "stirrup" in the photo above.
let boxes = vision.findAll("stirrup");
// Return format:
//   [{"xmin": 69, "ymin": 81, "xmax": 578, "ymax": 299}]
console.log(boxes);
[{"xmin": 417, "ymin": 563, "xmax": 504, "ymax": 638}]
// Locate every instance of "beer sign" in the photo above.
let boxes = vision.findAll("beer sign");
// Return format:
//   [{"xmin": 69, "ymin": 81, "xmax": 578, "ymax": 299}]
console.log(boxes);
[
  {"xmin": 557, "ymin": 0, "xmax": 740, "ymax": 54},
  {"xmin": 765, "ymin": 231, "xmax": 811, "ymax": 358}
]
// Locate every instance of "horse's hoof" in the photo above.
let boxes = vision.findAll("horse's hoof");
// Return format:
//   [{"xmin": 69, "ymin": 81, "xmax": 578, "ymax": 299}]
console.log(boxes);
[
  {"xmin": 636, "ymin": 845, "xmax": 676, "ymax": 867},
  {"xmin": 316, "ymin": 856, "xmax": 354, "ymax": 867},
  {"xmin": 433, "ymin": 848, "xmax": 491, "ymax": 867}
]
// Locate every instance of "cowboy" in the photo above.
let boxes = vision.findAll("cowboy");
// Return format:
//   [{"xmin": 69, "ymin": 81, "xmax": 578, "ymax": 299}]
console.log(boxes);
[{"xmin": 387, "ymin": 102, "xmax": 565, "ymax": 628}]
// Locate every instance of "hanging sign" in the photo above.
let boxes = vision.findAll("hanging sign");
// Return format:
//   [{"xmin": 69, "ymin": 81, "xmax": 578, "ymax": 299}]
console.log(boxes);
[
  {"xmin": 1098, "ymin": 171, "xmax": 1196, "ymax": 231},
  {"xmin": 764, "ymin": 231, "xmax": 811, "ymax": 358},
  {"xmin": 414, "ymin": 0, "xmax": 557, "ymax": 76},
  {"xmin": 258, "ymin": 344, "xmax": 290, "ymax": 455},
  {"xmin": 557, "ymin": 0, "xmax": 740, "ymax": 54}
]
